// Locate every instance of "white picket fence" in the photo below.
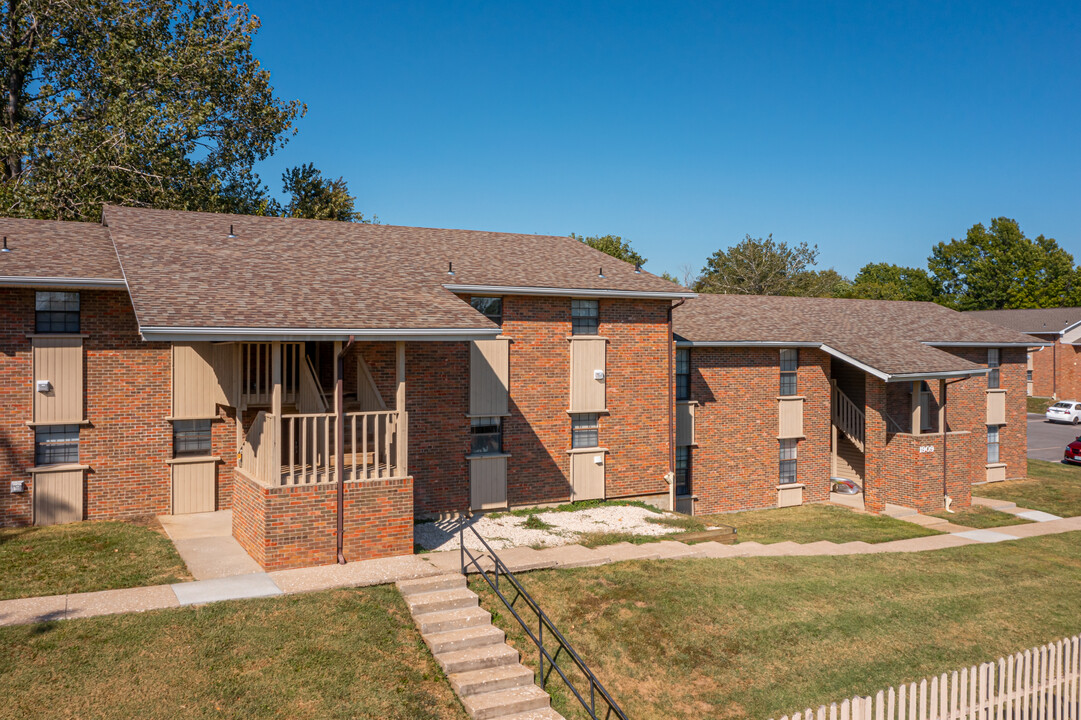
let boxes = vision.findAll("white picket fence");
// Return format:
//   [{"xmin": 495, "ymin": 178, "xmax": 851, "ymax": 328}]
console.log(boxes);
[{"xmin": 773, "ymin": 635, "xmax": 1081, "ymax": 720}]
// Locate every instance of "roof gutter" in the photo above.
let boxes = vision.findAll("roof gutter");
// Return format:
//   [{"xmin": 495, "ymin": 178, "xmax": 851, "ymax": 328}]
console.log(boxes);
[
  {"xmin": 138, "ymin": 327, "xmax": 502, "ymax": 343},
  {"xmin": 674, "ymin": 340, "xmax": 989, "ymax": 383},
  {"xmin": 0, "ymin": 276, "xmax": 127, "ymax": 289},
  {"xmin": 923, "ymin": 341, "xmax": 1052, "ymax": 348},
  {"xmin": 442, "ymin": 283, "xmax": 697, "ymax": 300}
]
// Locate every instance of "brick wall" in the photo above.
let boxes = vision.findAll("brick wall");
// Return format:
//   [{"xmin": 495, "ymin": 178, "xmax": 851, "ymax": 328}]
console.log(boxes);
[
  {"xmin": 1028, "ymin": 335, "xmax": 1057, "ymax": 398},
  {"xmin": 688, "ymin": 347, "xmax": 832, "ymax": 514},
  {"xmin": 232, "ymin": 470, "xmax": 412, "ymax": 571}
]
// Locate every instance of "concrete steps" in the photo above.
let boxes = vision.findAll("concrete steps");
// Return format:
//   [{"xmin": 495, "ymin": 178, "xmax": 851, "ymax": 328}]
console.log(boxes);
[{"xmin": 398, "ymin": 573, "xmax": 564, "ymax": 720}]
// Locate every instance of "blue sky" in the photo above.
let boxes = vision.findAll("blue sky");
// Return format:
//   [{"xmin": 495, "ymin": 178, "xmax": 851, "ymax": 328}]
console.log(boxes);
[{"xmin": 248, "ymin": 0, "xmax": 1081, "ymax": 280}]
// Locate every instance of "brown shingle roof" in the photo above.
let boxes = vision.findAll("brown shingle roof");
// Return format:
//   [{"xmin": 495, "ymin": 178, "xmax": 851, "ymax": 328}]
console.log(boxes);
[
  {"xmin": 965, "ymin": 307, "xmax": 1081, "ymax": 335},
  {"xmin": 103, "ymin": 206, "xmax": 687, "ymax": 333},
  {"xmin": 0, "ymin": 218, "xmax": 122, "ymax": 283},
  {"xmin": 674, "ymin": 294, "xmax": 1043, "ymax": 378}
]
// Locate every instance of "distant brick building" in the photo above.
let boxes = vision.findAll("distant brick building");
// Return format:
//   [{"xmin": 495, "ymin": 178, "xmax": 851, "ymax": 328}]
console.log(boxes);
[
  {"xmin": 0, "ymin": 208, "xmax": 1040, "ymax": 570},
  {"xmin": 966, "ymin": 308, "xmax": 1081, "ymax": 401}
]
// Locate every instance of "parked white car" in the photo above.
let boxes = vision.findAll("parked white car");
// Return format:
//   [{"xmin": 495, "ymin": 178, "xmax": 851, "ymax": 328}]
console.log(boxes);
[{"xmin": 1046, "ymin": 401, "xmax": 1081, "ymax": 424}]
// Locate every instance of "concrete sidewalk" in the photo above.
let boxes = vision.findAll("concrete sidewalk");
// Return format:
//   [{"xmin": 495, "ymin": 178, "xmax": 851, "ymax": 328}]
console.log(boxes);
[{"xmin": 4, "ymin": 511, "xmax": 1081, "ymax": 628}]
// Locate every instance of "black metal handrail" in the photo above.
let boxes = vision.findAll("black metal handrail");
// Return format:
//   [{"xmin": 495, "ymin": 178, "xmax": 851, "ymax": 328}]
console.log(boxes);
[{"xmin": 459, "ymin": 515, "xmax": 629, "ymax": 720}]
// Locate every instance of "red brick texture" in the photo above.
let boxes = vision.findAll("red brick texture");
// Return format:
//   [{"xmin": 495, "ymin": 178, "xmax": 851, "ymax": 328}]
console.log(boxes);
[
  {"xmin": 232, "ymin": 470, "xmax": 412, "ymax": 571},
  {"xmin": 687, "ymin": 347, "xmax": 832, "ymax": 514},
  {"xmin": 1029, "ymin": 337, "xmax": 1081, "ymax": 401}
]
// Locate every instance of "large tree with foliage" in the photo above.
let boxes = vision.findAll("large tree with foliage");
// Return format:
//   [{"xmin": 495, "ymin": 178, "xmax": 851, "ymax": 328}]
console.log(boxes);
[
  {"xmin": 928, "ymin": 218, "xmax": 1080, "ymax": 310},
  {"xmin": 694, "ymin": 234, "xmax": 847, "ymax": 296},
  {"xmin": 844, "ymin": 262, "xmax": 936, "ymax": 302},
  {"xmin": 571, "ymin": 233, "xmax": 646, "ymax": 266},
  {"xmin": 276, "ymin": 163, "xmax": 372, "ymax": 222},
  {"xmin": 1, "ymin": 0, "xmax": 304, "ymax": 220}
]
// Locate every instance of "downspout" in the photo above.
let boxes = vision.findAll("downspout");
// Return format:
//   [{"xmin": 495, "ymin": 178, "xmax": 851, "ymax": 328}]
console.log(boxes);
[
  {"xmin": 336, "ymin": 335, "xmax": 355, "ymax": 564},
  {"xmin": 667, "ymin": 298, "xmax": 687, "ymax": 511},
  {"xmin": 940, "ymin": 376, "xmax": 966, "ymax": 512}
]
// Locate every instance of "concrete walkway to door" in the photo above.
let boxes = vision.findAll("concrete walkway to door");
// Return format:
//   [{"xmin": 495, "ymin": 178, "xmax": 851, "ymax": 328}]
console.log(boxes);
[{"xmin": 157, "ymin": 510, "xmax": 262, "ymax": 580}]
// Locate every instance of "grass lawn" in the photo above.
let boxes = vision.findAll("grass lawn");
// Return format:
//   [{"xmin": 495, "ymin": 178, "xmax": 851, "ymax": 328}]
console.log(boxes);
[
  {"xmin": 975, "ymin": 459, "xmax": 1081, "ymax": 518},
  {"xmin": 0, "ymin": 518, "xmax": 192, "ymax": 600},
  {"xmin": 1028, "ymin": 396, "xmax": 1053, "ymax": 414},
  {"xmin": 928, "ymin": 505, "xmax": 1028, "ymax": 529},
  {"xmin": 702, "ymin": 504, "xmax": 941, "ymax": 545},
  {"xmin": 0, "ymin": 586, "xmax": 467, "ymax": 720},
  {"xmin": 474, "ymin": 532, "xmax": 1081, "ymax": 720}
]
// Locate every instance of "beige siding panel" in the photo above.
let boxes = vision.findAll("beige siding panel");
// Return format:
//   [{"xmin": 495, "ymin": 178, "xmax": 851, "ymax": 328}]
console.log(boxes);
[
  {"xmin": 356, "ymin": 356, "xmax": 388, "ymax": 411},
  {"xmin": 469, "ymin": 456, "xmax": 508, "ymax": 510},
  {"xmin": 777, "ymin": 484, "xmax": 804, "ymax": 508},
  {"xmin": 676, "ymin": 402, "xmax": 695, "ymax": 446},
  {"xmin": 985, "ymin": 464, "xmax": 1007, "ymax": 483},
  {"xmin": 211, "ymin": 343, "xmax": 237, "ymax": 407},
  {"xmin": 778, "ymin": 397, "xmax": 804, "ymax": 438},
  {"xmin": 172, "ymin": 461, "xmax": 217, "ymax": 514},
  {"xmin": 569, "ymin": 338, "xmax": 606, "ymax": 412},
  {"xmin": 33, "ymin": 469, "xmax": 84, "ymax": 525},
  {"xmin": 986, "ymin": 390, "xmax": 1007, "ymax": 425},
  {"xmin": 32, "ymin": 337, "xmax": 83, "ymax": 423},
  {"xmin": 174, "ymin": 343, "xmax": 229, "ymax": 418},
  {"xmin": 570, "ymin": 452, "xmax": 605, "ymax": 501},
  {"xmin": 470, "ymin": 340, "xmax": 510, "ymax": 416}
]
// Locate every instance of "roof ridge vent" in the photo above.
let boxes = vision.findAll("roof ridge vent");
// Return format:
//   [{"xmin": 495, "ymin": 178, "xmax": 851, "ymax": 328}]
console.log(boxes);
[{"xmin": 1, "ymin": 236, "xmax": 9, "ymax": 253}]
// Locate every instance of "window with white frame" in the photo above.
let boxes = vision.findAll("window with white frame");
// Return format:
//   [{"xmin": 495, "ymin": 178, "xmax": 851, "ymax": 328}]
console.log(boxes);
[
  {"xmin": 571, "ymin": 413, "xmax": 599, "ymax": 448},
  {"xmin": 571, "ymin": 299, "xmax": 599, "ymax": 335},
  {"xmin": 779, "ymin": 439, "xmax": 798, "ymax": 484},
  {"xmin": 779, "ymin": 349, "xmax": 798, "ymax": 396},
  {"xmin": 987, "ymin": 348, "xmax": 1000, "ymax": 389},
  {"xmin": 675, "ymin": 348, "xmax": 690, "ymax": 401},
  {"xmin": 675, "ymin": 446, "xmax": 691, "ymax": 495},
  {"xmin": 987, "ymin": 425, "xmax": 1001, "ymax": 464},
  {"xmin": 470, "ymin": 417, "xmax": 503, "ymax": 455}
]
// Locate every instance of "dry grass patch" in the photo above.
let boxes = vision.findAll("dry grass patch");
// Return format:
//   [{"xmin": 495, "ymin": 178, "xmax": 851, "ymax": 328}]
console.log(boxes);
[
  {"xmin": 0, "ymin": 586, "xmax": 467, "ymax": 720},
  {"xmin": 976, "ymin": 460, "xmax": 1081, "ymax": 518},
  {"xmin": 929, "ymin": 505, "xmax": 1028, "ymax": 529},
  {"xmin": 701, "ymin": 504, "xmax": 941, "ymax": 545},
  {"xmin": 474, "ymin": 532, "xmax": 1081, "ymax": 720},
  {"xmin": 0, "ymin": 518, "xmax": 192, "ymax": 600}
]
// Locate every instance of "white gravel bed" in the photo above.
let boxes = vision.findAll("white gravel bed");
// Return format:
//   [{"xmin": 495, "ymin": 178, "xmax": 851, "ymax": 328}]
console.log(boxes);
[{"xmin": 414, "ymin": 505, "xmax": 684, "ymax": 552}]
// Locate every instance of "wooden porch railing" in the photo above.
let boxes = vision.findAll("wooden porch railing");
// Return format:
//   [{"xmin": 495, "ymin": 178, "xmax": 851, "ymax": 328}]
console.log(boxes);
[
  {"xmin": 241, "ymin": 410, "xmax": 407, "ymax": 487},
  {"xmin": 240, "ymin": 342, "xmax": 300, "ymax": 407},
  {"xmin": 832, "ymin": 384, "xmax": 865, "ymax": 452}
]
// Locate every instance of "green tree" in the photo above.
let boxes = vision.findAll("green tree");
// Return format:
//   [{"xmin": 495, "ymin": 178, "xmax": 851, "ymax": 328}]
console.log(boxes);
[
  {"xmin": 845, "ymin": 263, "xmax": 936, "ymax": 302},
  {"xmin": 0, "ymin": 0, "xmax": 304, "ymax": 220},
  {"xmin": 571, "ymin": 233, "xmax": 646, "ymax": 266},
  {"xmin": 278, "ymin": 163, "xmax": 372, "ymax": 222},
  {"xmin": 695, "ymin": 234, "xmax": 845, "ymax": 297},
  {"xmin": 928, "ymin": 218, "xmax": 1081, "ymax": 310}
]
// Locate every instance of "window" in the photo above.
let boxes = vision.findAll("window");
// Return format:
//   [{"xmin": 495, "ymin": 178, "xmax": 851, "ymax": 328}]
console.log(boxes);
[
  {"xmin": 470, "ymin": 417, "xmax": 503, "ymax": 455},
  {"xmin": 470, "ymin": 297, "xmax": 503, "ymax": 326},
  {"xmin": 571, "ymin": 299, "xmax": 599, "ymax": 335},
  {"xmin": 988, "ymin": 348, "xmax": 1000, "ymax": 389},
  {"xmin": 173, "ymin": 419, "xmax": 212, "ymax": 458},
  {"xmin": 987, "ymin": 425, "xmax": 1001, "ymax": 464},
  {"xmin": 779, "ymin": 439, "xmax": 797, "ymax": 484},
  {"xmin": 571, "ymin": 413, "xmax": 599, "ymax": 448},
  {"xmin": 35, "ymin": 291, "xmax": 80, "ymax": 333},
  {"xmin": 919, "ymin": 381, "xmax": 933, "ymax": 432},
  {"xmin": 35, "ymin": 425, "xmax": 79, "ymax": 465},
  {"xmin": 779, "ymin": 349, "xmax": 798, "ymax": 396},
  {"xmin": 675, "ymin": 446, "xmax": 691, "ymax": 495},
  {"xmin": 675, "ymin": 348, "xmax": 690, "ymax": 401}
]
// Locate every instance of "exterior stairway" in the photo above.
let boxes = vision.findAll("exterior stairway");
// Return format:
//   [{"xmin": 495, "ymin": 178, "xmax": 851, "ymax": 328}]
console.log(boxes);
[{"xmin": 398, "ymin": 573, "xmax": 564, "ymax": 720}]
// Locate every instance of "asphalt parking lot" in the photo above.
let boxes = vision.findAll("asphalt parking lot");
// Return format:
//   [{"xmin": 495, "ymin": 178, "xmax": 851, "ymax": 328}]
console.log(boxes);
[{"xmin": 1028, "ymin": 413, "xmax": 1080, "ymax": 462}]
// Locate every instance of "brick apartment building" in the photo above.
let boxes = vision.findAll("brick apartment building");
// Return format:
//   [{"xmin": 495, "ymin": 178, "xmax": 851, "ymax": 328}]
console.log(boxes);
[
  {"xmin": 966, "ymin": 307, "xmax": 1081, "ymax": 401},
  {"xmin": 0, "ymin": 207, "xmax": 1039, "ymax": 569},
  {"xmin": 672, "ymin": 295, "xmax": 1039, "ymax": 515}
]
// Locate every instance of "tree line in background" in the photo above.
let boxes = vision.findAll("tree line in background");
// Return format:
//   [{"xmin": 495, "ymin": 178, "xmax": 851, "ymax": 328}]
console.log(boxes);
[{"xmin": 580, "ymin": 218, "xmax": 1081, "ymax": 311}]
